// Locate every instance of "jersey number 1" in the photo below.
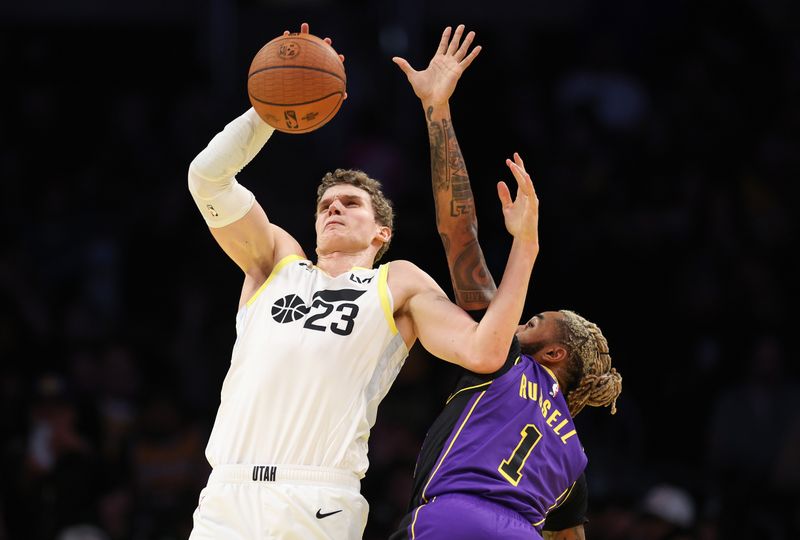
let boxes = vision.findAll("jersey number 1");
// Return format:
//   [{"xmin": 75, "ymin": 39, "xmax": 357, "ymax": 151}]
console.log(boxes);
[{"xmin": 498, "ymin": 424, "xmax": 543, "ymax": 486}]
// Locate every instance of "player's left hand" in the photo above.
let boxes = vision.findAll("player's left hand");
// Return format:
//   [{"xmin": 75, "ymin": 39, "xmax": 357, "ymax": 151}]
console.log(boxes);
[
  {"xmin": 393, "ymin": 24, "xmax": 481, "ymax": 108},
  {"xmin": 498, "ymin": 153, "xmax": 539, "ymax": 244}
]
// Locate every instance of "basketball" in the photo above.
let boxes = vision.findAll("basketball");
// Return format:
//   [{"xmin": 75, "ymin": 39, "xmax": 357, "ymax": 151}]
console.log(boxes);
[{"xmin": 247, "ymin": 32, "xmax": 346, "ymax": 134}]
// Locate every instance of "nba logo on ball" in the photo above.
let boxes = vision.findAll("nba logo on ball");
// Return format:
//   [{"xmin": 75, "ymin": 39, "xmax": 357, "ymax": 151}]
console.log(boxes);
[
  {"xmin": 247, "ymin": 32, "xmax": 346, "ymax": 134},
  {"xmin": 284, "ymin": 111, "xmax": 299, "ymax": 129}
]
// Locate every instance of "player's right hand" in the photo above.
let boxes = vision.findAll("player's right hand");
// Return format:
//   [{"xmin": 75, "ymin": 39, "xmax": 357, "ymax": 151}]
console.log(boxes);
[
  {"xmin": 497, "ymin": 153, "xmax": 539, "ymax": 244},
  {"xmin": 393, "ymin": 24, "xmax": 481, "ymax": 108}
]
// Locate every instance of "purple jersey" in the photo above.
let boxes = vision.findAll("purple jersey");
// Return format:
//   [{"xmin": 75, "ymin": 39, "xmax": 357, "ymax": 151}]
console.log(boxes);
[{"xmin": 416, "ymin": 354, "xmax": 587, "ymax": 529}]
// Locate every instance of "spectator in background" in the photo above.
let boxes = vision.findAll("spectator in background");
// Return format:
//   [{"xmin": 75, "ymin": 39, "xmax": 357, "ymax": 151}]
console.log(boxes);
[{"xmin": 632, "ymin": 484, "xmax": 695, "ymax": 540}]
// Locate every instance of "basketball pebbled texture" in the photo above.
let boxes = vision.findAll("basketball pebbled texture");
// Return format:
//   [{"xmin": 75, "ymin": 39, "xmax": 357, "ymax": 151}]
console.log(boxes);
[{"xmin": 247, "ymin": 33, "xmax": 346, "ymax": 134}]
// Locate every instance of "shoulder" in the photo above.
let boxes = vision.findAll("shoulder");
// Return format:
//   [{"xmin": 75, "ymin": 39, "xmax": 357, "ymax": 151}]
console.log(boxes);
[
  {"xmin": 385, "ymin": 259, "xmax": 439, "ymax": 291},
  {"xmin": 270, "ymin": 223, "xmax": 306, "ymax": 262},
  {"xmin": 384, "ymin": 259, "xmax": 444, "ymax": 313}
]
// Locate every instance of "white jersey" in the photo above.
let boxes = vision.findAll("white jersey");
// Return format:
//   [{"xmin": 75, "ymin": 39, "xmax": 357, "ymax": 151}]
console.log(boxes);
[{"xmin": 205, "ymin": 255, "xmax": 409, "ymax": 478}]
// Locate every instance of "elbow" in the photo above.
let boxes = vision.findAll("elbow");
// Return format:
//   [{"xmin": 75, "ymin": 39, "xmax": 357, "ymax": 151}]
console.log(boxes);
[{"xmin": 464, "ymin": 345, "xmax": 507, "ymax": 374}]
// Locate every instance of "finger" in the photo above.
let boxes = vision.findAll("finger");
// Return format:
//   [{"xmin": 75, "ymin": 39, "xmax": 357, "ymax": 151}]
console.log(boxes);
[
  {"xmin": 508, "ymin": 158, "xmax": 535, "ymax": 197},
  {"xmin": 283, "ymin": 30, "xmax": 290, "ymax": 36},
  {"xmin": 447, "ymin": 24, "xmax": 465, "ymax": 55},
  {"xmin": 436, "ymin": 27, "xmax": 452, "ymax": 55},
  {"xmin": 514, "ymin": 152, "xmax": 525, "ymax": 170},
  {"xmin": 344, "ymin": 91, "xmax": 348, "ymax": 100},
  {"xmin": 392, "ymin": 56, "xmax": 416, "ymax": 76},
  {"xmin": 300, "ymin": 22, "xmax": 309, "ymax": 34},
  {"xmin": 506, "ymin": 159, "xmax": 527, "ymax": 194},
  {"xmin": 511, "ymin": 153, "xmax": 535, "ymax": 195},
  {"xmin": 461, "ymin": 45, "xmax": 482, "ymax": 69},
  {"xmin": 324, "ymin": 37, "xmax": 332, "ymax": 45},
  {"xmin": 497, "ymin": 181, "xmax": 513, "ymax": 208},
  {"xmin": 455, "ymin": 30, "xmax": 475, "ymax": 61},
  {"xmin": 339, "ymin": 53, "xmax": 345, "ymax": 63}
]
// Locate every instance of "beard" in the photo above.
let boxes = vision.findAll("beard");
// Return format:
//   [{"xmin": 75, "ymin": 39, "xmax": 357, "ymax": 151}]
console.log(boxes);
[{"xmin": 519, "ymin": 339, "xmax": 547, "ymax": 358}]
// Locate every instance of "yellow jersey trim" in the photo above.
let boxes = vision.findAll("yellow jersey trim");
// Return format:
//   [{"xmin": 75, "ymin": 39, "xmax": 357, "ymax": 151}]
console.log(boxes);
[
  {"xmin": 378, "ymin": 262, "xmax": 398, "ymax": 334},
  {"xmin": 548, "ymin": 480, "xmax": 576, "ymax": 511},
  {"xmin": 422, "ymin": 391, "xmax": 487, "ymax": 502},
  {"xmin": 445, "ymin": 380, "xmax": 493, "ymax": 405},
  {"xmin": 245, "ymin": 254, "xmax": 303, "ymax": 307},
  {"xmin": 541, "ymin": 364, "xmax": 558, "ymax": 383},
  {"xmin": 533, "ymin": 480, "xmax": 577, "ymax": 527}
]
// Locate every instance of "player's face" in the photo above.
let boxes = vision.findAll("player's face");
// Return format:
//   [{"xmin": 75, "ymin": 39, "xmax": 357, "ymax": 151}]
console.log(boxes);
[
  {"xmin": 515, "ymin": 311, "xmax": 562, "ymax": 352},
  {"xmin": 315, "ymin": 185, "xmax": 386, "ymax": 256}
]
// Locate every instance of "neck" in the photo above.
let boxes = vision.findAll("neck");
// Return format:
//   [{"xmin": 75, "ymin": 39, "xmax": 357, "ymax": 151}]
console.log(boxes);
[{"xmin": 316, "ymin": 250, "xmax": 376, "ymax": 276}]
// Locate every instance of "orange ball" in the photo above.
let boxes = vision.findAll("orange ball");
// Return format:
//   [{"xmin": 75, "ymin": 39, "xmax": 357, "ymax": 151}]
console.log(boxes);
[{"xmin": 247, "ymin": 33, "xmax": 346, "ymax": 134}]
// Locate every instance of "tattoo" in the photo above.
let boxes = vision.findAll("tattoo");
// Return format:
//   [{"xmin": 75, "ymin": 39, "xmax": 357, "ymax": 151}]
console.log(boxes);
[
  {"xmin": 427, "ymin": 106, "xmax": 447, "ymax": 193},
  {"xmin": 543, "ymin": 525, "xmax": 586, "ymax": 540},
  {"xmin": 452, "ymin": 239, "xmax": 494, "ymax": 306},
  {"xmin": 426, "ymin": 105, "xmax": 495, "ymax": 310},
  {"xmin": 450, "ymin": 174, "xmax": 473, "ymax": 216}
]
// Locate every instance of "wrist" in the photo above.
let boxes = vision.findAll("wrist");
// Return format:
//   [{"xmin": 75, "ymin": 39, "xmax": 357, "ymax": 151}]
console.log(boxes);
[
  {"xmin": 511, "ymin": 236, "xmax": 540, "ymax": 256},
  {"xmin": 422, "ymin": 100, "xmax": 450, "ymax": 116}
]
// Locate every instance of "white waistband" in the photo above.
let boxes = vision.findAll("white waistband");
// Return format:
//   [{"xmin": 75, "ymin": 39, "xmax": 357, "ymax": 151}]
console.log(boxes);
[{"xmin": 209, "ymin": 464, "xmax": 361, "ymax": 492}]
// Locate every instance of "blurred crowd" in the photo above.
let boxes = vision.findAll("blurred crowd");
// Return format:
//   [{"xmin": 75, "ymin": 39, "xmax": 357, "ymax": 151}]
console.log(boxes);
[{"xmin": 1, "ymin": 0, "xmax": 799, "ymax": 539}]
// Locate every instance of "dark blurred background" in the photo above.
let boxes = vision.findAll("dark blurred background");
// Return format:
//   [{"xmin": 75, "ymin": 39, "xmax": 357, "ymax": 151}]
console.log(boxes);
[{"xmin": 2, "ymin": 0, "xmax": 799, "ymax": 539}]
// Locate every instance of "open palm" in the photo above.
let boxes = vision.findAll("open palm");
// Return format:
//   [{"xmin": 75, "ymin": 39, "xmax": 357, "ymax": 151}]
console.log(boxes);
[{"xmin": 393, "ymin": 25, "xmax": 481, "ymax": 107}]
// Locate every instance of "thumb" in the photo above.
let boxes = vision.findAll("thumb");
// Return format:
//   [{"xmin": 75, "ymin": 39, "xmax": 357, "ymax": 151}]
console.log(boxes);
[
  {"xmin": 497, "ymin": 181, "xmax": 512, "ymax": 208},
  {"xmin": 392, "ymin": 56, "xmax": 415, "ymax": 76}
]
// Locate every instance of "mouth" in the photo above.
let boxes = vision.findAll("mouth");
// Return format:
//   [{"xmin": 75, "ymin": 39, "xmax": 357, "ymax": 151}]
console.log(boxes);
[{"xmin": 324, "ymin": 220, "xmax": 344, "ymax": 230}]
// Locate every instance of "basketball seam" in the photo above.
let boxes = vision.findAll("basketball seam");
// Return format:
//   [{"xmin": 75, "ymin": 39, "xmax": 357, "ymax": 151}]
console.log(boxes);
[
  {"xmin": 248, "ymin": 91, "xmax": 344, "ymax": 108},
  {"xmin": 248, "ymin": 64, "xmax": 346, "ymax": 84}
]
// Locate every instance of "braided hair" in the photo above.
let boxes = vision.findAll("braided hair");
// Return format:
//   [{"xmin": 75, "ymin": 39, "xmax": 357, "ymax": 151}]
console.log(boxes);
[{"xmin": 557, "ymin": 310, "xmax": 622, "ymax": 417}]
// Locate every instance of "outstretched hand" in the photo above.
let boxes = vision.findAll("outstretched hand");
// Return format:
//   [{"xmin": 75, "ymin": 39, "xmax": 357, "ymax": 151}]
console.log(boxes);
[
  {"xmin": 497, "ymin": 153, "xmax": 539, "ymax": 243},
  {"xmin": 393, "ymin": 24, "xmax": 481, "ymax": 108},
  {"xmin": 284, "ymin": 22, "xmax": 348, "ymax": 99}
]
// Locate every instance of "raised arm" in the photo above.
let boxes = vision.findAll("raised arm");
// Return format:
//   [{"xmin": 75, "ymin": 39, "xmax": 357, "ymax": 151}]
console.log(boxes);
[
  {"xmin": 393, "ymin": 155, "xmax": 539, "ymax": 373},
  {"xmin": 188, "ymin": 23, "xmax": 342, "ymax": 293},
  {"xmin": 394, "ymin": 25, "xmax": 496, "ymax": 311},
  {"xmin": 188, "ymin": 107, "xmax": 297, "ymax": 285}
]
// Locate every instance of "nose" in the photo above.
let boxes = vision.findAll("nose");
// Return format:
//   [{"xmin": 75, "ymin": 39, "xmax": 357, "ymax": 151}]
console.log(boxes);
[
  {"xmin": 515, "ymin": 324, "xmax": 525, "ymax": 335},
  {"xmin": 327, "ymin": 197, "xmax": 344, "ymax": 215}
]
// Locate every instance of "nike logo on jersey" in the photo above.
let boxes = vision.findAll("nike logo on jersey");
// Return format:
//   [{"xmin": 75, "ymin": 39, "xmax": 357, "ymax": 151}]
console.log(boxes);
[{"xmin": 316, "ymin": 509, "xmax": 343, "ymax": 519}]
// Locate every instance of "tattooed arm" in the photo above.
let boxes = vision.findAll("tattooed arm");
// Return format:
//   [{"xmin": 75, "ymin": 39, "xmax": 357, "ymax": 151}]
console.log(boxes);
[
  {"xmin": 394, "ymin": 24, "xmax": 496, "ymax": 310},
  {"xmin": 543, "ymin": 526, "xmax": 586, "ymax": 540}
]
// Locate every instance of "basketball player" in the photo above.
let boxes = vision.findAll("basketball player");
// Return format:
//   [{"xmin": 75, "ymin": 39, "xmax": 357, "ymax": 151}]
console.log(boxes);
[
  {"xmin": 390, "ymin": 25, "xmax": 623, "ymax": 539},
  {"xmin": 186, "ymin": 23, "xmax": 541, "ymax": 540}
]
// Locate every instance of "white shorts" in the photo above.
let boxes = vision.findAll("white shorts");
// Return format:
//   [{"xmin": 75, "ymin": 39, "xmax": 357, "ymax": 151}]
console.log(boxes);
[{"xmin": 189, "ymin": 464, "xmax": 368, "ymax": 540}]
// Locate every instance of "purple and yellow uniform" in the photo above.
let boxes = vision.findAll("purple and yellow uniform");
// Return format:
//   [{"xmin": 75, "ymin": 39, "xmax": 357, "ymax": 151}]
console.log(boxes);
[{"xmin": 391, "ymin": 338, "xmax": 588, "ymax": 539}]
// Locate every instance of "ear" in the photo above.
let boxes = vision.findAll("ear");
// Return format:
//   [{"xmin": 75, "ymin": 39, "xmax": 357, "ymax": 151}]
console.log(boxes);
[
  {"xmin": 540, "ymin": 344, "xmax": 568, "ymax": 366},
  {"xmin": 375, "ymin": 225, "xmax": 391, "ymax": 243}
]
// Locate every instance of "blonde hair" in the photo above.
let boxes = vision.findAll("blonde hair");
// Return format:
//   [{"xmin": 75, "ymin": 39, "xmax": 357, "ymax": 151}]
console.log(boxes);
[
  {"xmin": 557, "ymin": 310, "xmax": 622, "ymax": 416},
  {"xmin": 316, "ymin": 169, "xmax": 394, "ymax": 262}
]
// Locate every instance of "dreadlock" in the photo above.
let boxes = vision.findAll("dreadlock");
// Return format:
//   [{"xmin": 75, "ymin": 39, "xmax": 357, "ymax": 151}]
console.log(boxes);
[{"xmin": 557, "ymin": 310, "xmax": 622, "ymax": 417}]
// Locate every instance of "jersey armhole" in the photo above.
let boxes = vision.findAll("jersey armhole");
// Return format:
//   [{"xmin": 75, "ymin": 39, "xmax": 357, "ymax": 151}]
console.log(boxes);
[
  {"xmin": 244, "ymin": 254, "xmax": 304, "ymax": 308},
  {"xmin": 378, "ymin": 262, "xmax": 399, "ymax": 334}
]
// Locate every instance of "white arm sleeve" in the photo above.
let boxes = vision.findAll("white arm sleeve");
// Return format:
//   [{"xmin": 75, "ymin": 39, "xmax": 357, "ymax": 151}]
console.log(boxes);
[{"xmin": 188, "ymin": 108, "xmax": 276, "ymax": 228}]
